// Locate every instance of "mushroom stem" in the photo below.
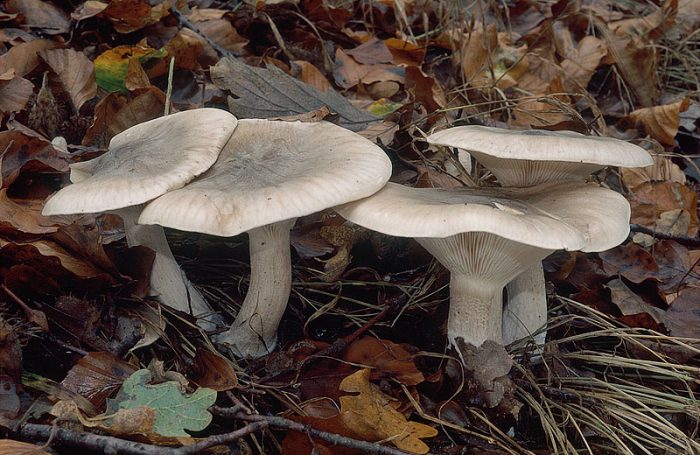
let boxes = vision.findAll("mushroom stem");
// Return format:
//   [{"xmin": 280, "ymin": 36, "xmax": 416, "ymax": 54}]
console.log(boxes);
[
  {"xmin": 502, "ymin": 264, "xmax": 547, "ymax": 346},
  {"xmin": 218, "ymin": 219, "xmax": 296, "ymax": 358},
  {"xmin": 118, "ymin": 206, "xmax": 217, "ymax": 329},
  {"xmin": 448, "ymin": 276, "xmax": 503, "ymax": 348}
]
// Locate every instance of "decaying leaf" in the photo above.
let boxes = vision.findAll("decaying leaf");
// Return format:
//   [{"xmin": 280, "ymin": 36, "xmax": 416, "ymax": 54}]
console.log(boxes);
[
  {"xmin": 61, "ymin": 352, "xmax": 138, "ymax": 408},
  {"xmin": 622, "ymin": 97, "xmax": 691, "ymax": 145},
  {"xmin": 108, "ymin": 369, "xmax": 216, "ymax": 437},
  {"xmin": 339, "ymin": 369, "xmax": 437, "ymax": 454},
  {"xmin": 40, "ymin": 48, "xmax": 97, "ymax": 112},
  {"xmin": 94, "ymin": 43, "xmax": 167, "ymax": 93},
  {"xmin": 211, "ymin": 57, "xmax": 377, "ymax": 131}
]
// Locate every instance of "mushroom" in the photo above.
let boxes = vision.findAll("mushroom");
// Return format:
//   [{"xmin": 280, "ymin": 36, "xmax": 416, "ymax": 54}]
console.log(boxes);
[
  {"xmin": 138, "ymin": 119, "xmax": 392, "ymax": 358},
  {"xmin": 335, "ymin": 181, "xmax": 631, "ymax": 349},
  {"xmin": 428, "ymin": 126, "xmax": 652, "ymax": 345},
  {"xmin": 42, "ymin": 108, "xmax": 238, "ymax": 328}
]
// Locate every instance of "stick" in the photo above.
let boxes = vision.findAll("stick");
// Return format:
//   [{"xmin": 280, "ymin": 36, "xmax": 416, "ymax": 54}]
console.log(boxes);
[
  {"xmin": 19, "ymin": 422, "xmax": 265, "ymax": 455},
  {"xmin": 629, "ymin": 224, "xmax": 700, "ymax": 247},
  {"xmin": 211, "ymin": 407, "xmax": 417, "ymax": 455}
]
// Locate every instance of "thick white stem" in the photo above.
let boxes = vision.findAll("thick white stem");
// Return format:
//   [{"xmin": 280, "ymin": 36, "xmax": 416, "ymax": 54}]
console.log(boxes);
[
  {"xmin": 448, "ymin": 276, "xmax": 503, "ymax": 348},
  {"xmin": 217, "ymin": 219, "xmax": 295, "ymax": 358},
  {"xmin": 502, "ymin": 263, "xmax": 547, "ymax": 346},
  {"xmin": 117, "ymin": 206, "xmax": 217, "ymax": 329}
]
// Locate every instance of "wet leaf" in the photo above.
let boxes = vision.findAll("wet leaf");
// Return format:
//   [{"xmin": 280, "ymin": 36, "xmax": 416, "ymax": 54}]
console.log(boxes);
[
  {"xmin": 108, "ymin": 369, "xmax": 216, "ymax": 437},
  {"xmin": 339, "ymin": 369, "xmax": 437, "ymax": 454},
  {"xmin": 211, "ymin": 57, "xmax": 378, "ymax": 131}
]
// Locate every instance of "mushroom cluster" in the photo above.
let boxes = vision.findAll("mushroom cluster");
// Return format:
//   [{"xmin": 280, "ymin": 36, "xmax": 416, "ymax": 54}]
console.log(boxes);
[
  {"xmin": 42, "ymin": 110, "xmax": 651, "ymax": 360},
  {"xmin": 427, "ymin": 126, "xmax": 653, "ymax": 346}
]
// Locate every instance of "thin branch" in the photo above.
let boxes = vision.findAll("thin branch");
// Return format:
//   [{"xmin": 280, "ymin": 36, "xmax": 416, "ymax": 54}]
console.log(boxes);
[
  {"xmin": 211, "ymin": 407, "xmax": 417, "ymax": 455},
  {"xmin": 19, "ymin": 422, "xmax": 265, "ymax": 455},
  {"xmin": 629, "ymin": 224, "xmax": 700, "ymax": 247}
]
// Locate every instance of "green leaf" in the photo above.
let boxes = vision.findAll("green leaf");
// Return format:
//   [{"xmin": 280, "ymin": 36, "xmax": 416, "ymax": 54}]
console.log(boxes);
[{"xmin": 108, "ymin": 369, "xmax": 216, "ymax": 437}]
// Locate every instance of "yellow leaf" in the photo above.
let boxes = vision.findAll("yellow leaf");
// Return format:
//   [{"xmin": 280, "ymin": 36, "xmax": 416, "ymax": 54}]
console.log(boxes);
[{"xmin": 339, "ymin": 369, "xmax": 437, "ymax": 454}]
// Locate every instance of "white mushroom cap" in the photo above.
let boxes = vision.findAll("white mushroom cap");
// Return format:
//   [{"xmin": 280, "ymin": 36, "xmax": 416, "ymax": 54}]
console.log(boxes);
[
  {"xmin": 427, "ymin": 126, "xmax": 653, "ymax": 186},
  {"xmin": 138, "ymin": 119, "xmax": 393, "ymax": 235},
  {"xmin": 42, "ymin": 108, "xmax": 238, "ymax": 215}
]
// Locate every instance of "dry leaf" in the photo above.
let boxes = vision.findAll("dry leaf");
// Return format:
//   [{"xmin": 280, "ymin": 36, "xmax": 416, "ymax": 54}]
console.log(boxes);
[
  {"xmin": 191, "ymin": 349, "xmax": 239, "ymax": 391},
  {"xmin": 5, "ymin": 0, "xmax": 70, "ymax": 34},
  {"xmin": 0, "ymin": 73, "xmax": 33, "ymax": 113},
  {"xmin": 560, "ymin": 36, "xmax": 607, "ymax": 91},
  {"xmin": 333, "ymin": 48, "xmax": 403, "ymax": 89},
  {"xmin": 40, "ymin": 48, "xmax": 97, "ymax": 111},
  {"xmin": 343, "ymin": 337, "xmax": 425, "ymax": 385},
  {"xmin": 621, "ymin": 155, "xmax": 685, "ymax": 190},
  {"xmin": 339, "ymin": 369, "xmax": 437, "ymax": 454},
  {"xmin": 0, "ymin": 39, "xmax": 57, "ymax": 76},
  {"xmin": 61, "ymin": 352, "xmax": 138, "ymax": 407},
  {"xmin": 293, "ymin": 60, "xmax": 330, "ymax": 92},
  {"xmin": 0, "ymin": 440, "xmax": 52, "ymax": 455},
  {"xmin": 624, "ymin": 97, "xmax": 691, "ymax": 145},
  {"xmin": 99, "ymin": 0, "xmax": 165, "ymax": 33},
  {"xmin": 630, "ymin": 181, "xmax": 699, "ymax": 236}
]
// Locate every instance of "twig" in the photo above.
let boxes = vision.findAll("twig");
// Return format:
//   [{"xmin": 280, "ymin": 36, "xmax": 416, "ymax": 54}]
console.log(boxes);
[
  {"xmin": 629, "ymin": 224, "xmax": 700, "ymax": 247},
  {"xmin": 170, "ymin": 7, "xmax": 238, "ymax": 59},
  {"xmin": 211, "ymin": 407, "xmax": 417, "ymax": 455},
  {"xmin": 19, "ymin": 422, "xmax": 266, "ymax": 455}
]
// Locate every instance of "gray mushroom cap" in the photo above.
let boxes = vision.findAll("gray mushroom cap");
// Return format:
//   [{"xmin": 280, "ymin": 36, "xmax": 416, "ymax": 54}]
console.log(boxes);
[
  {"xmin": 42, "ymin": 108, "xmax": 238, "ymax": 215},
  {"xmin": 138, "ymin": 119, "xmax": 393, "ymax": 235},
  {"xmin": 427, "ymin": 126, "xmax": 653, "ymax": 186},
  {"xmin": 335, "ymin": 181, "xmax": 633, "ymax": 251}
]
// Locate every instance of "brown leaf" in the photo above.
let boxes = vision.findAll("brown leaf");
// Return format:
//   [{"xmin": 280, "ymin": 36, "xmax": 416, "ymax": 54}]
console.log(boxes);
[
  {"xmin": 0, "ymin": 130, "xmax": 69, "ymax": 188},
  {"xmin": 71, "ymin": 0, "xmax": 108, "ymax": 21},
  {"xmin": 124, "ymin": 58, "xmax": 151, "ymax": 91},
  {"xmin": 98, "ymin": 0, "xmax": 163, "ymax": 33},
  {"xmin": 664, "ymin": 287, "xmax": 700, "ymax": 338},
  {"xmin": 609, "ymin": 0, "xmax": 678, "ymax": 38},
  {"xmin": 1, "ymin": 238, "xmax": 107, "ymax": 279},
  {"xmin": 5, "ymin": 0, "xmax": 70, "ymax": 34},
  {"xmin": 61, "ymin": 352, "xmax": 138, "ymax": 408},
  {"xmin": 343, "ymin": 337, "xmax": 424, "ymax": 385},
  {"xmin": 188, "ymin": 11, "xmax": 248, "ymax": 59},
  {"xmin": 191, "ymin": 349, "xmax": 239, "ymax": 391},
  {"xmin": 599, "ymin": 243, "xmax": 659, "ymax": 283},
  {"xmin": 163, "ymin": 31, "xmax": 204, "ymax": 72},
  {"xmin": 605, "ymin": 278, "xmax": 665, "ymax": 324},
  {"xmin": 629, "ymin": 181, "xmax": 698, "ymax": 236},
  {"xmin": 292, "ymin": 60, "xmax": 330, "ymax": 92},
  {"xmin": 0, "ymin": 73, "xmax": 33, "ymax": 114},
  {"xmin": 339, "ymin": 369, "xmax": 437, "ymax": 454},
  {"xmin": 560, "ymin": 36, "xmax": 607, "ymax": 91},
  {"xmin": 40, "ymin": 48, "xmax": 97, "ymax": 111},
  {"xmin": 405, "ymin": 66, "xmax": 446, "ymax": 114},
  {"xmin": 346, "ymin": 38, "xmax": 394, "ymax": 65},
  {"xmin": 333, "ymin": 48, "xmax": 403, "ymax": 89},
  {"xmin": 0, "ymin": 440, "xmax": 52, "ymax": 455},
  {"xmin": 621, "ymin": 155, "xmax": 685, "ymax": 190},
  {"xmin": 0, "ymin": 39, "xmax": 58, "ymax": 76},
  {"xmin": 0, "ymin": 191, "xmax": 57, "ymax": 234},
  {"xmin": 623, "ymin": 97, "xmax": 691, "ymax": 145},
  {"xmin": 0, "ymin": 318, "xmax": 22, "ymax": 384}
]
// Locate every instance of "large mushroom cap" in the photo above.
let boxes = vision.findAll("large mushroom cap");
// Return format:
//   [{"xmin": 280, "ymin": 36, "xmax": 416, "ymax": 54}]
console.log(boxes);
[
  {"xmin": 42, "ymin": 108, "xmax": 238, "ymax": 215},
  {"xmin": 138, "ymin": 119, "xmax": 393, "ymax": 236},
  {"xmin": 428, "ymin": 126, "xmax": 653, "ymax": 167},
  {"xmin": 427, "ymin": 126, "xmax": 653, "ymax": 186},
  {"xmin": 335, "ymin": 182, "xmax": 613, "ymax": 251}
]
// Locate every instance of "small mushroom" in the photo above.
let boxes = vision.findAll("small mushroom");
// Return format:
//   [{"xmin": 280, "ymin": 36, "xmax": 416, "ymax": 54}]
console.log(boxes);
[
  {"xmin": 42, "ymin": 108, "xmax": 239, "ymax": 328},
  {"xmin": 428, "ymin": 126, "xmax": 652, "ymax": 345},
  {"xmin": 138, "ymin": 119, "xmax": 392, "ymax": 358},
  {"xmin": 336, "ymin": 181, "xmax": 631, "ymax": 349}
]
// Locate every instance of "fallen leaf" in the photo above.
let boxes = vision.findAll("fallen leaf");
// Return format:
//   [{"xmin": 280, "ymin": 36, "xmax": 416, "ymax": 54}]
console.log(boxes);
[
  {"xmin": 51, "ymin": 399, "xmax": 158, "ymax": 436},
  {"xmin": 339, "ymin": 369, "xmax": 437, "ymax": 454},
  {"xmin": 61, "ymin": 352, "xmax": 138, "ymax": 408},
  {"xmin": 40, "ymin": 48, "xmax": 97, "ymax": 111},
  {"xmin": 621, "ymin": 155, "xmax": 685, "ymax": 190},
  {"xmin": 5, "ymin": 0, "xmax": 70, "ymax": 34},
  {"xmin": 629, "ymin": 181, "xmax": 699, "ymax": 236},
  {"xmin": 0, "ymin": 191, "xmax": 57, "ymax": 235},
  {"xmin": 94, "ymin": 43, "xmax": 167, "ymax": 93},
  {"xmin": 0, "ymin": 440, "xmax": 52, "ymax": 455},
  {"xmin": 292, "ymin": 60, "xmax": 330, "ymax": 92},
  {"xmin": 98, "ymin": 0, "xmax": 166, "ymax": 33},
  {"xmin": 333, "ymin": 48, "xmax": 404, "ymax": 89},
  {"xmin": 71, "ymin": 0, "xmax": 108, "ymax": 21},
  {"xmin": 622, "ymin": 97, "xmax": 691, "ymax": 145},
  {"xmin": 0, "ymin": 39, "xmax": 57, "ymax": 76},
  {"xmin": 343, "ymin": 337, "xmax": 424, "ymax": 385},
  {"xmin": 605, "ymin": 278, "xmax": 665, "ymax": 324},
  {"xmin": 599, "ymin": 243, "xmax": 660, "ymax": 283},
  {"xmin": 0, "ymin": 318, "xmax": 22, "ymax": 385},
  {"xmin": 405, "ymin": 66, "xmax": 446, "ymax": 114},
  {"xmin": 664, "ymin": 287, "xmax": 700, "ymax": 338},
  {"xmin": 0, "ymin": 71, "xmax": 33, "ymax": 114},
  {"xmin": 560, "ymin": 35, "xmax": 607, "ymax": 91},
  {"xmin": 191, "ymin": 349, "xmax": 239, "ymax": 391},
  {"xmin": 211, "ymin": 57, "xmax": 377, "ymax": 131},
  {"xmin": 108, "ymin": 369, "xmax": 216, "ymax": 437}
]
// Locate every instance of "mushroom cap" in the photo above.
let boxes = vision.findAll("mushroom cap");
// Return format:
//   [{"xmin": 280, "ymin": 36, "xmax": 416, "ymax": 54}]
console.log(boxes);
[
  {"xmin": 427, "ymin": 126, "xmax": 653, "ymax": 186},
  {"xmin": 336, "ymin": 181, "xmax": 630, "ymax": 252},
  {"xmin": 138, "ymin": 119, "xmax": 393, "ymax": 236},
  {"xmin": 42, "ymin": 108, "xmax": 238, "ymax": 215}
]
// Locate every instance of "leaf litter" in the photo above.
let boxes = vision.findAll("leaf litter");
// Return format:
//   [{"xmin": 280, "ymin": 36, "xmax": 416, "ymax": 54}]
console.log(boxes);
[{"xmin": 0, "ymin": 0, "xmax": 698, "ymax": 454}]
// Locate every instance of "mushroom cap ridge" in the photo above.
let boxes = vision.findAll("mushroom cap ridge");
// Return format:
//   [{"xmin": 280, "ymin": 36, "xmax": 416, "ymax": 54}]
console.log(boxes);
[
  {"xmin": 42, "ymin": 108, "xmax": 238, "ymax": 215},
  {"xmin": 428, "ymin": 125, "xmax": 653, "ymax": 168},
  {"xmin": 336, "ymin": 181, "xmax": 629, "ymax": 251},
  {"xmin": 138, "ymin": 119, "xmax": 393, "ymax": 236}
]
